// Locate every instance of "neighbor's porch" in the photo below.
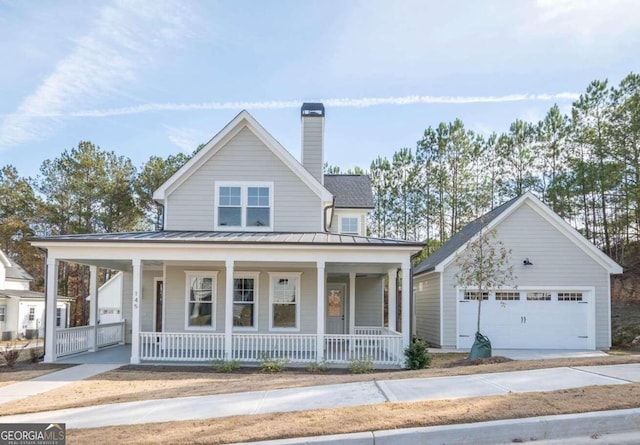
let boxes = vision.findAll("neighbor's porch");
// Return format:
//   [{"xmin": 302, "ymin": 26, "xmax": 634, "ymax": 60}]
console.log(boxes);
[{"xmin": 46, "ymin": 256, "xmax": 411, "ymax": 368}]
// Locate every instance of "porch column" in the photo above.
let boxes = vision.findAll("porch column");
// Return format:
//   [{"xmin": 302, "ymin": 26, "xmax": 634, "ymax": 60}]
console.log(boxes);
[
  {"xmin": 130, "ymin": 259, "xmax": 142, "ymax": 364},
  {"xmin": 88, "ymin": 265, "xmax": 99, "ymax": 352},
  {"xmin": 224, "ymin": 260, "xmax": 234, "ymax": 359},
  {"xmin": 401, "ymin": 263, "xmax": 411, "ymax": 350},
  {"xmin": 348, "ymin": 271, "xmax": 356, "ymax": 334},
  {"xmin": 44, "ymin": 257, "xmax": 58, "ymax": 363},
  {"xmin": 387, "ymin": 268, "xmax": 397, "ymax": 331},
  {"xmin": 316, "ymin": 261, "xmax": 325, "ymax": 361}
]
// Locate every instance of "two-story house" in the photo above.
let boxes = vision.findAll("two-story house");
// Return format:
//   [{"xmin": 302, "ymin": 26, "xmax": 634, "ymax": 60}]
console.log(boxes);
[{"xmin": 32, "ymin": 103, "xmax": 423, "ymax": 367}]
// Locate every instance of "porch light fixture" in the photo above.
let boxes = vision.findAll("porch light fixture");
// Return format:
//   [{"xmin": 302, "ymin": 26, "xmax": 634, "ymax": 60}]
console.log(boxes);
[{"xmin": 523, "ymin": 258, "xmax": 533, "ymax": 266}]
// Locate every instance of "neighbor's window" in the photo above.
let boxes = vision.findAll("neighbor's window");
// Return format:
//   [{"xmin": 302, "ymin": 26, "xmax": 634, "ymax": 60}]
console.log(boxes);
[
  {"xmin": 185, "ymin": 272, "xmax": 217, "ymax": 328},
  {"xmin": 233, "ymin": 273, "xmax": 259, "ymax": 329},
  {"xmin": 0, "ymin": 307, "xmax": 5, "ymax": 322},
  {"xmin": 28, "ymin": 307, "xmax": 36, "ymax": 321},
  {"xmin": 340, "ymin": 216, "xmax": 359, "ymax": 235},
  {"xmin": 56, "ymin": 307, "xmax": 62, "ymax": 327},
  {"xmin": 216, "ymin": 183, "xmax": 273, "ymax": 230},
  {"xmin": 269, "ymin": 273, "xmax": 301, "ymax": 330}
]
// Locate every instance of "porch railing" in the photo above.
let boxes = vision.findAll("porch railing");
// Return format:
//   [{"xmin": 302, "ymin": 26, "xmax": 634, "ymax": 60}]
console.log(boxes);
[
  {"xmin": 137, "ymin": 329, "xmax": 403, "ymax": 366},
  {"xmin": 232, "ymin": 333, "xmax": 317, "ymax": 362},
  {"xmin": 56, "ymin": 325, "xmax": 93, "ymax": 357},
  {"xmin": 56, "ymin": 321, "xmax": 126, "ymax": 357},
  {"xmin": 96, "ymin": 322, "xmax": 125, "ymax": 348},
  {"xmin": 325, "ymin": 329, "xmax": 403, "ymax": 366},
  {"xmin": 139, "ymin": 332, "xmax": 225, "ymax": 361}
]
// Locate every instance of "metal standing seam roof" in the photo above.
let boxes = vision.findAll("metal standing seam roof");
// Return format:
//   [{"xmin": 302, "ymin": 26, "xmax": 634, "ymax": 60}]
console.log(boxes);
[
  {"xmin": 413, "ymin": 195, "xmax": 521, "ymax": 275},
  {"xmin": 31, "ymin": 231, "xmax": 424, "ymax": 247},
  {"xmin": 323, "ymin": 175, "xmax": 375, "ymax": 209}
]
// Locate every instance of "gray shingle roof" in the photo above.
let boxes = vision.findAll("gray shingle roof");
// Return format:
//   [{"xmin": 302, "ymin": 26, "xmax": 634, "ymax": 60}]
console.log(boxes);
[
  {"xmin": 413, "ymin": 196, "xmax": 520, "ymax": 275},
  {"xmin": 0, "ymin": 250, "xmax": 33, "ymax": 281},
  {"xmin": 323, "ymin": 175, "xmax": 374, "ymax": 209},
  {"xmin": 32, "ymin": 231, "xmax": 423, "ymax": 247}
]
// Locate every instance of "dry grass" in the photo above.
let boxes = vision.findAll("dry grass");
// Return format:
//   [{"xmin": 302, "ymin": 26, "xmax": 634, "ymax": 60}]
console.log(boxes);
[
  {"xmin": 66, "ymin": 383, "xmax": 640, "ymax": 445},
  {"xmin": 2, "ymin": 353, "xmax": 640, "ymax": 416},
  {"xmin": 0, "ymin": 362, "xmax": 73, "ymax": 388}
]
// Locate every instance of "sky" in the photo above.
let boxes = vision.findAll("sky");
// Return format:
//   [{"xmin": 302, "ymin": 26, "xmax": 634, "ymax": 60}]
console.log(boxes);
[{"xmin": 1, "ymin": 0, "xmax": 639, "ymax": 179}]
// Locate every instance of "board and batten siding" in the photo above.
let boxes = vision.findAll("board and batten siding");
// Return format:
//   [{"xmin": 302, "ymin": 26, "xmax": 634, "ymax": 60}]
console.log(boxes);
[
  {"xmin": 414, "ymin": 272, "xmax": 441, "ymax": 346},
  {"xmin": 441, "ymin": 201, "xmax": 611, "ymax": 349},
  {"xmin": 354, "ymin": 277, "xmax": 383, "ymax": 327},
  {"xmin": 165, "ymin": 126, "xmax": 322, "ymax": 231},
  {"xmin": 162, "ymin": 264, "xmax": 318, "ymax": 334}
]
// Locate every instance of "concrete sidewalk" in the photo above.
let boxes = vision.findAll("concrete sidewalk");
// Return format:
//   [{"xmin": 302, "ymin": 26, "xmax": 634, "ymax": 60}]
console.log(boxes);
[
  {"xmin": 1, "ymin": 363, "xmax": 639, "ymax": 429},
  {"xmin": 0, "ymin": 364, "xmax": 121, "ymax": 405}
]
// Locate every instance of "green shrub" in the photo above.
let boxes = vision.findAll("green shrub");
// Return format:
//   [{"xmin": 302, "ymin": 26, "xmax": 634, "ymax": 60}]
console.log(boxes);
[
  {"xmin": 211, "ymin": 359, "xmax": 240, "ymax": 373},
  {"xmin": 348, "ymin": 357, "xmax": 373, "ymax": 374},
  {"xmin": 306, "ymin": 360, "xmax": 329, "ymax": 373},
  {"xmin": 259, "ymin": 354, "xmax": 289, "ymax": 373},
  {"xmin": 404, "ymin": 339, "xmax": 431, "ymax": 370}
]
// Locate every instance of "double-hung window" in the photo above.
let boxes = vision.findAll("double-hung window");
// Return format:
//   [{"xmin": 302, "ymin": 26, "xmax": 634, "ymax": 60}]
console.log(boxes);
[
  {"xmin": 0, "ymin": 307, "xmax": 5, "ymax": 323},
  {"xmin": 56, "ymin": 308, "xmax": 62, "ymax": 327},
  {"xmin": 340, "ymin": 216, "xmax": 359, "ymax": 235},
  {"xmin": 269, "ymin": 273, "xmax": 301, "ymax": 330},
  {"xmin": 28, "ymin": 307, "xmax": 35, "ymax": 321},
  {"xmin": 215, "ymin": 182, "xmax": 273, "ymax": 230},
  {"xmin": 233, "ymin": 272, "xmax": 259, "ymax": 329},
  {"xmin": 185, "ymin": 272, "xmax": 217, "ymax": 329}
]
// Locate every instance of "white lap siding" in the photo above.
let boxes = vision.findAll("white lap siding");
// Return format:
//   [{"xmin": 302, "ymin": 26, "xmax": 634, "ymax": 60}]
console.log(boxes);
[
  {"xmin": 162, "ymin": 264, "xmax": 318, "ymax": 334},
  {"xmin": 165, "ymin": 127, "xmax": 322, "ymax": 232},
  {"xmin": 414, "ymin": 272, "xmax": 441, "ymax": 346},
  {"xmin": 442, "ymin": 202, "xmax": 611, "ymax": 349},
  {"xmin": 354, "ymin": 277, "xmax": 383, "ymax": 327}
]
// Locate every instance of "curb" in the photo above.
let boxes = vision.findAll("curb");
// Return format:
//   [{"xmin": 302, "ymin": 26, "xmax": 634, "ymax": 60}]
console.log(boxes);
[{"xmin": 238, "ymin": 408, "xmax": 640, "ymax": 444}]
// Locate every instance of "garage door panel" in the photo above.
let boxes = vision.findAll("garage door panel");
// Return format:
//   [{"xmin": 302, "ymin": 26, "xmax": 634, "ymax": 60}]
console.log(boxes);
[{"xmin": 457, "ymin": 290, "xmax": 590, "ymax": 350}]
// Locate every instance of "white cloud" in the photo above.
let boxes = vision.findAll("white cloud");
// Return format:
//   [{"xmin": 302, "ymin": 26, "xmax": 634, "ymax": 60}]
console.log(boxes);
[
  {"xmin": 2, "ymin": 92, "xmax": 578, "ymax": 118},
  {"xmin": 0, "ymin": 0, "xmax": 194, "ymax": 149},
  {"xmin": 165, "ymin": 126, "xmax": 205, "ymax": 153}
]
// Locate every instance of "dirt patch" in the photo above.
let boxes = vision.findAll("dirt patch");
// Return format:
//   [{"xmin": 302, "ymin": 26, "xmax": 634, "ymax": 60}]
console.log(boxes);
[
  {"xmin": 0, "ymin": 362, "xmax": 74, "ymax": 388},
  {"xmin": 67, "ymin": 383, "xmax": 640, "ymax": 445},
  {"xmin": 445, "ymin": 356, "xmax": 513, "ymax": 367},
  {"xmin": 2, "ymin": 353, "xmax": 640, "ymax": 416}
]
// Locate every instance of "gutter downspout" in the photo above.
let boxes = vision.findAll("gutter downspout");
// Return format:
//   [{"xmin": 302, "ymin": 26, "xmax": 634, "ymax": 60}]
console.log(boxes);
[{"xmin": 323, "ymin": 197, "xmax": 336, "ymax": 232}]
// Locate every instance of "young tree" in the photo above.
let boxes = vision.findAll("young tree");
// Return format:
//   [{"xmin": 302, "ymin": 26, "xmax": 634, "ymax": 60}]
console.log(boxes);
[{"xmin": 454, "ymin": 221, "xmax": 516, "ymax": 347}]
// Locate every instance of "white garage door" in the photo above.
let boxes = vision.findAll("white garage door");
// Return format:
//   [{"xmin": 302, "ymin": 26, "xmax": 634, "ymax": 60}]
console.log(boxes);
[{"xmin": 458, "ymin": 289, "xmax": 591, "ymax": 349}]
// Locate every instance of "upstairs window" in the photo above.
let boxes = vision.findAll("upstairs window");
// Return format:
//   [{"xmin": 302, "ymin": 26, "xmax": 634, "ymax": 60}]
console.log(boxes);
[
  {"xmin": 340, "ymin": 216, "xmax": 359, "ymax": 235},
  {"xmin": 215, "ymin": 182, "xmax": 273, "ymax": 230}
]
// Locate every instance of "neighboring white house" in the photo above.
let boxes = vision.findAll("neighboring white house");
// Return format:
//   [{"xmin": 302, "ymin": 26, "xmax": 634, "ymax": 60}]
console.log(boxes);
[
  {"xmin": 413, "ymin": 192, "xmax": 623, "ymax": 351},
  {"xmin": 32, "ymin": 103, "xmax": 423, "ymax": 367},
  {"xmin": 86, "ymin": 272, "xmax": 124, "ymax": 324},
  {"xmin": 0, "ymin": 249, "xmax": 70, "ymax": 340}
]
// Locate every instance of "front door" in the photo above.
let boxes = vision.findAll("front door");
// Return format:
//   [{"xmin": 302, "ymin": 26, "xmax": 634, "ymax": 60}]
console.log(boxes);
[
  {"xmin": 326, "ymin": 283, "xmax": 346, "ymax": 334},
  {"xmin": 155, "ymin": 280, "xmax": 164, "ymax": 332}
]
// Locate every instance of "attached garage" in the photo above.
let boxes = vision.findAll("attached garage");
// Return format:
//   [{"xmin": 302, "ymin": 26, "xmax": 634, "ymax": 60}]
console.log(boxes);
[
  {"xmin": 457, "ymin": 288, "xmax": 593, "ymax": 349},
  {"xmin": 413, "ymin": 192, "xmax": 623, "ymax": 351}
]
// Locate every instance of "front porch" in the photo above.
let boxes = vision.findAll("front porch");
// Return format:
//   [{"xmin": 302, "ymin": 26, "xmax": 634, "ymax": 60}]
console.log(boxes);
[{"xmin": 37, "ymin": 235, "xmax": 418, "ymax": 368}]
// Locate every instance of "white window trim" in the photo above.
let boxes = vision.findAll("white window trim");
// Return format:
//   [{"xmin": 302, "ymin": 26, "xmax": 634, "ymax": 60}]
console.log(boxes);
[
  {"xmin": 268, "ymin": 272, "xmax": 302, "ymax": 332},
  {"xmin": 184, "ymin": 271, "xmax": 218, "ymax": 331},
  {"xmin": 233, "ymin": 271, "xmax": 260, "ymax": 332},
  {"xmin": 214, "ymin": 181, "xmax": 274, "ymax": 231},
  {"xmin": 339, "ymin": 215, "xmax": 360, "ymax": 235}
]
